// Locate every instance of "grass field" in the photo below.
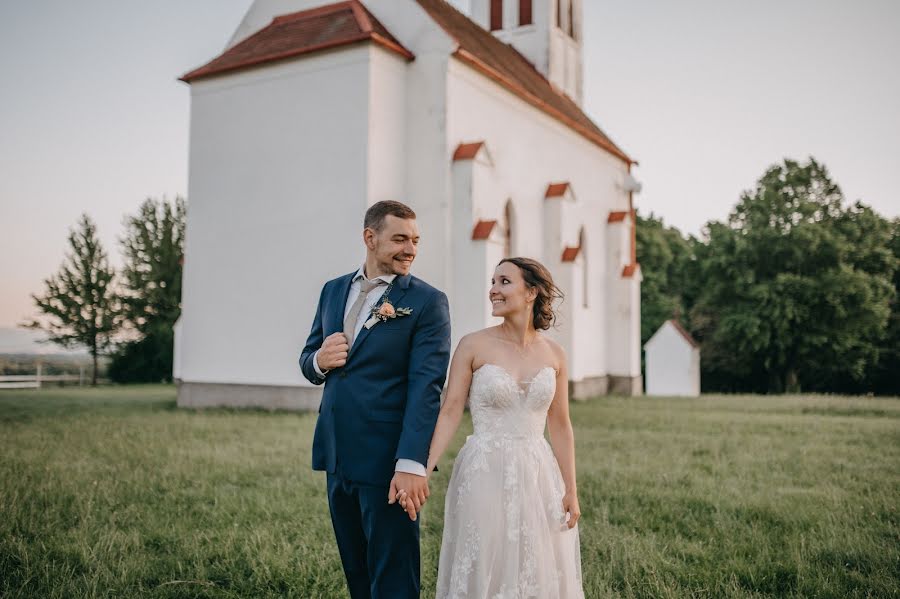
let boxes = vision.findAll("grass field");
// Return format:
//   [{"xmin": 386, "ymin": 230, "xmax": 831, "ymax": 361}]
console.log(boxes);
[{"xmin": 1, "ymin": 386, "xmax": 898, "ymax": 598}]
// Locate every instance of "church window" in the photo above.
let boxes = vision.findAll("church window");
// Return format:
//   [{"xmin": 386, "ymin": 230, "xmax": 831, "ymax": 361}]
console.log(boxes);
[
  {"xmin": 556, "ymin": 0, "xmax": 562, "ymax": 29},
  {"xmin": 491, "ymin": 0, "xmax": 503, "ymax": 31},
  {"xmin": 503, "ymin": 200, "xmax": 516, "ymax": 258},
  {"xmin": 568, "ymin": 0, "xmax": 576, "ymax": 38},
  {"xmin": 519, "ymin": 0, "xmax": 532, "ymax": 26},
  {"xmin": 579, "ymin": 227, "xmax": 588, "ymax": 307}
]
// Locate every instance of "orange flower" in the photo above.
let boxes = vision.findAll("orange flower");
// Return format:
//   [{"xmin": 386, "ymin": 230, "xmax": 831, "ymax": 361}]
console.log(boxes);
[{"xmin": 377, "ymin": 302, "xmax": 396, "ymax": 317}]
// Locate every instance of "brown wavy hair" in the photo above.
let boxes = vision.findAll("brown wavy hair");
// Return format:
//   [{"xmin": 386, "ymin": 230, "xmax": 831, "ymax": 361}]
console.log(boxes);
[{"xmin": 498, "ymin": 257, "xmax": 563, "ymax": 330}]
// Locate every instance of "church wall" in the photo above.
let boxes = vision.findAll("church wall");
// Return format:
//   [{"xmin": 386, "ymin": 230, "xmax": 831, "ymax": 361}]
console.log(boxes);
[
  {"xmin": 180, "ymin": 46, "xmax": 373, "ymax": 389},
  {"xmin": 444, "ymin": 58, "xmax": 633, "ymax": 384},
  {"xmin": 367, "ymin": 47, "xmax": 408, "ymax": 206}
]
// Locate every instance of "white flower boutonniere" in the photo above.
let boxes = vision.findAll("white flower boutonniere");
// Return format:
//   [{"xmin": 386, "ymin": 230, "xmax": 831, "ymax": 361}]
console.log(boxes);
[{"xmin": 364, "ymin": 298, "xmax": 413, "ymax": 329}]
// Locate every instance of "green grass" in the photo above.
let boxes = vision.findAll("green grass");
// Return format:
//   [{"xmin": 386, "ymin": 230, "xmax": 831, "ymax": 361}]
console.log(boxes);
[{"xmin": 1, "ymin": 386, "xmax": 898, "ymax": 598}]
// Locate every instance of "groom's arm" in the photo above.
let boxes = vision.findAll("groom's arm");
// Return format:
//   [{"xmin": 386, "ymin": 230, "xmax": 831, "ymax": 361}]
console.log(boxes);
[
  {"xmin": 396, "ymin": 290, "xmax": 451, "ymax": 466},
  {"xmin": 299, "ymin": 284, "xmax": 328, "ymax": 385}
]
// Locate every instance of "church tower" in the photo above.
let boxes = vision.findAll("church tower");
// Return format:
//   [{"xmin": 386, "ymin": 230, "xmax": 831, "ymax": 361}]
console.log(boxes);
[{"xmin": 469, "ymin": 0, "xmax": 583, "ymax": 104}]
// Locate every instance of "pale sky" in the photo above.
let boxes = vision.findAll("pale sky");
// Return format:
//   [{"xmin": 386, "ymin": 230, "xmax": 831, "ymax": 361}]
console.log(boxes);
[{"xmin": 1, "ymin": 0, "xmax": 898, "ymax": 328}]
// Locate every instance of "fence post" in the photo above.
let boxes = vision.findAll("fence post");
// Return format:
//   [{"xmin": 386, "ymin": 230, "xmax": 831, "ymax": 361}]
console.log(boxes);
[
  {"xmin": 36, "ymin": 362, "xmax": 42, "ymax": 389},
  {"xmin": 79, "ymin": 365, "xmax": 84, "ymax": 387}
]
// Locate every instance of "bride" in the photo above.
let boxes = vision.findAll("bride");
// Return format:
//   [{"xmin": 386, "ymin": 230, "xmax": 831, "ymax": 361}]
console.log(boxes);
[{"xmin": 400, "ymin": 257, "xmax": 584, "ymax": 598}]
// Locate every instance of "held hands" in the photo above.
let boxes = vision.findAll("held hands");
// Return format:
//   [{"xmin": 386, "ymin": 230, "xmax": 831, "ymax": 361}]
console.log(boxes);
[
  {"xmin": 317, "ymin": 332, "xmax": 350, "ymax": 371},
  {"xmin": 562, "ymin": 490, "xmax": 581, "ymax": 529},
  {"xmin": 388, "ymin": 472, "xmax": 430, "ymax": 521}
]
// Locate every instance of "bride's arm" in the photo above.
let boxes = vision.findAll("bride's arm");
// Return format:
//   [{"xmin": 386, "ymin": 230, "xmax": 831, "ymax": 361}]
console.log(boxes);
[
  {"xmin": 426, "ymin": 335, "xmax": 475, "ymax": 474},
  {"xmin": 546, "ymin": 343, "xmax": 581, "ymax": 528}
]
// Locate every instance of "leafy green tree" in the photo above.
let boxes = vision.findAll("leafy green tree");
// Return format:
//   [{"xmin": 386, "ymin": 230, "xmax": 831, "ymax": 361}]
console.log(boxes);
[
  {"xmin": 23, "ymin": 214, "xmax": 119, "ymax": 385},
  {"xmin": 109, "ymin": 197, "xmax": 185, "ymax": 383},
  {"xmin": 636, "ymin": 212, "xmax": 694, "ymax": 343},
  {"xmin": 691, "ymin": 158, "xmax": 895, "ymax": 393}
]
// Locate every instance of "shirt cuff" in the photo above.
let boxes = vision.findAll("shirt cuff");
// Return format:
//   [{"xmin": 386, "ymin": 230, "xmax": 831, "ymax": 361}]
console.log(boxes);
[
  {"xmin": 395, "ymin": 459, "xmax": 427, "ymax": 477},
  {"xmin": 312, "ymin": 350, "xmax": 328, "ymax": 378}
]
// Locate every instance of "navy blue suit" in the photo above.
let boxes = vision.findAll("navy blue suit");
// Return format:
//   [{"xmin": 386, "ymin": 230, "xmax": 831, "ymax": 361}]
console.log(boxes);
[{"xmin": 300, "ymin": 271, "xmax": 451, "ymax": 599}]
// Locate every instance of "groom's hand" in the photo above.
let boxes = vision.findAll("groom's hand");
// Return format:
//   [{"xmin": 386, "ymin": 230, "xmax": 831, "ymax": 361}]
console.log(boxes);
[
  {"xmin": 388, "ymin": 472, "xmax": 429, "ymax": 521},
  {"xmin": 317, "ymin": 332, "xmax": 350, "ymax": 370}
]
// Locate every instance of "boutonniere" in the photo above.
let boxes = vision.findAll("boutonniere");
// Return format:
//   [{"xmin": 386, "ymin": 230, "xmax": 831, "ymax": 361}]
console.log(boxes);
[{"xmin": 364, "ymin": 298, "xmax": 413, "ymax": 329}]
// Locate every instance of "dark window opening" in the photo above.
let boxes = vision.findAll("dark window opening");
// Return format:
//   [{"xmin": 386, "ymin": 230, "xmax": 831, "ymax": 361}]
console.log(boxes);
[
  {"xmin": 491, "ymin": 0, "xmax": 503, "ymax": 31},
  {"xmin": 519, "ymin": 0, "xmax": 532, "ymax": 26}
]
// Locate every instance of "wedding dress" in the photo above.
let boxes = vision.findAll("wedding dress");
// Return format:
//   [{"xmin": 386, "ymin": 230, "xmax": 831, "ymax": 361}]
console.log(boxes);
[{"xmin": 436, "ymin": 364, "xmax": 585, "ymax": 599}]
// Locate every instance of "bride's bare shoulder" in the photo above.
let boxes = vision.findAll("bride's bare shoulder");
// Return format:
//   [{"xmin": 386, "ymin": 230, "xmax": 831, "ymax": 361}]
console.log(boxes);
[{"xmin": 538, "ymin": 334, "xmax": 567, "ymax": 371}]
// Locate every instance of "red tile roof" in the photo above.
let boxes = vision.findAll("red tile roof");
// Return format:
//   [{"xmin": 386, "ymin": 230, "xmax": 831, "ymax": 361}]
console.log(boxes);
[
  {"xmin": 181, "ymin": 1, "xmax": 413, "ymax": 83},
  {"xmin": 607, "ymin": 210, "xmax": 628, "ymax": 223},
  {"xmin": 453, "ymin": 141, "xmax": 486, "ymax": 161},
  {"xmin": 621, "ymin": 263, "xmax": 640, "ymax": 278},
  {"xmin": 561, "ymin": 245, "xmax": 580, "ymax": 262},
  {"xmin": 471, "ymin": 219, "xmax": 497, "ymax": 240},
  {"xmin": 545, "ymin": 182, "xmax": 571, "ymax": 198},
  {"xmin": 414, "ymin": 0, "xmax": 632, "ymax": 165}
]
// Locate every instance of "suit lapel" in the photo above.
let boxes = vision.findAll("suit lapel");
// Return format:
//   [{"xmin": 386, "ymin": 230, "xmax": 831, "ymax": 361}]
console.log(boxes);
[
  {"xmin": 332, "ymin": 272, "xmax": 356, "ymax": 334},
  {"xmin": 348, "ymin": 274, "xmax": 411, "ymax": 360}
]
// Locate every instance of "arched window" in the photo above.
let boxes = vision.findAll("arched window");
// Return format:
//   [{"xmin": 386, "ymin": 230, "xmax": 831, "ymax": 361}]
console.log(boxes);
[
  {"xmin": 568, "ymin": 0, "xmax": 576, "ymax": 38},
  {"xmin": 491, "ymin": 0, "xmax": 503, "ymax": 31},
  {"xmin": 503, "ymin": 200, "xmax": 516, "ymax": 258},
  {"xmin": 579, "ymin": 227, "xmax": 588, "ymax": 307},
  {"xmin": 519, "ymin": 0, "xmax": 532, "ymax": 26}
]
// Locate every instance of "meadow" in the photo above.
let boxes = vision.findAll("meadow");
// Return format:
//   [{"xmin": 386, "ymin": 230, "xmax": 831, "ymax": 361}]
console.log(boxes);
[{"xmin": 1, "ymin": 386, "xmax": 898, "ymax": 598}]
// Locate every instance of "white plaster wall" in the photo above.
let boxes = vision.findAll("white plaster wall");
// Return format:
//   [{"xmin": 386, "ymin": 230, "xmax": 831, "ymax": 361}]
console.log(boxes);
[
  {"xmin": 181, "ymin": 47, "xmax": 373, "ymax": 387},
  {"xmin": 645, "ymin": 323, "xmax": 700, "ymax": 396},
  {"xmin": 366, "ymin": 0, "xmax": 458, "ymax": 294},
  {"xmin": 445, "ymin": 58, "xmax": 632, "ymax": 381},
  {"xmin": 367, "ymin": 48, "xmax": 408, "ymax": 206}
]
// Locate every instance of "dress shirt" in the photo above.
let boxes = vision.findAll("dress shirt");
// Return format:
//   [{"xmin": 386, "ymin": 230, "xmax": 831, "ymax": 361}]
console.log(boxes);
[{"xmin": 313, "ymin": 266, "xmax": 426, "ymax": 477}]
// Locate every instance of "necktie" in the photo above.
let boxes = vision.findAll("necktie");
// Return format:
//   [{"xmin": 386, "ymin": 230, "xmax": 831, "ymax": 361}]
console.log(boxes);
[{"xmin": 344, "ymin": 278, "xmax": 385, "ymax": 347}]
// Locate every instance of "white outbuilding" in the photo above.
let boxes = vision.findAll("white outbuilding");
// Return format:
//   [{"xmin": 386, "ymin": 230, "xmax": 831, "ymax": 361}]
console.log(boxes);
[
  {"xmin": 644, "ymin": 319, "xmax": 700, "ymax": 397},
  {"xmin": 174, "ymin": 0, "xmax": 644, "ymax": 409}
]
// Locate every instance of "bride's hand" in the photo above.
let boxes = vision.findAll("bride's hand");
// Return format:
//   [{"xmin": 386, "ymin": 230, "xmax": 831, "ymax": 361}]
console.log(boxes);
[{"xmin": 562, "ymin": 491, "xmax": 581, "ymax": 529}]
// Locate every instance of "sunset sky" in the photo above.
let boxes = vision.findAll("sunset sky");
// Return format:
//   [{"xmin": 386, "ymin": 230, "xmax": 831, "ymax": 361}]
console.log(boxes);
[{"xmin": 1, "ymin": 0, "xmax": 898, "ymax": 328}]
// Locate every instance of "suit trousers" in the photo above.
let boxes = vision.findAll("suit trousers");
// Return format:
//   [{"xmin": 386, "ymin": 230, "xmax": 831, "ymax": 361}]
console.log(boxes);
[{"xmin": 327, "ymin": 473, "xmax": 420, "ymax": 599}]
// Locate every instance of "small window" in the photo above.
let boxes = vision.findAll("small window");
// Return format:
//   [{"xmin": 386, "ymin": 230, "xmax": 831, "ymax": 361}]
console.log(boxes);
[
  {"xmin": 491, "ymin": 0, "xmax": 503, "ymax": 31},
  {"xmin": 556, "ymin": 0, "xmax": 562, "ymax": 29},
  {"xmin": 503, "ymin": 200, "xmax": 515, "ymax": 258},
  {"xmin": 519, "ymin": 0, "xmax": 532, "ymax": 26},
  {"xmin": 579, "ymin": 228, "xmax": 588, "ymax": 308}
]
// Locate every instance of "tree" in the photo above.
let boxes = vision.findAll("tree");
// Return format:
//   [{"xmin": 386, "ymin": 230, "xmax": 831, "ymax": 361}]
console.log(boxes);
[
  {"xmin": 691, "ymin": 158, "xmax": 895, "ymax": 393},
  {"xmin": 109, "ymin": 197, "xmax": 185, "ymax": 383},
  {"xmin": 636, "ymin": 212, "xmax": 694, "ymax": 343},
  {"xmin": 23, "ymin": 214, "xmax": 119, "ymax": 385}
]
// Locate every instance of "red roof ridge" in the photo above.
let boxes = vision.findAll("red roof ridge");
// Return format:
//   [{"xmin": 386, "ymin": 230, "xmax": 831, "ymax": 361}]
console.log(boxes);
[
  {"xmin": 471, "ymin": 219, "xmax": 497, "ymax": 240},
  {"xmin": 545, "ymin": 182, "xmax": 570, "ymax": 198},
  {"xmin": 608, "ymin": 211, "xmax": 628, "ymax": 223},
  {"xmin": 561, "ymin": 246, "xmax": 580, "ymax": 262},
  {"xmin": 181, "ymin": 1, "xmax": 413, "ymax": 83},
  {"xmin": 453, "ymin": 141, "xmax": 486, "ymax": 161},
  {"xmin": 622, "ymin": 263, "xmax": 639, "ymax": 278}
]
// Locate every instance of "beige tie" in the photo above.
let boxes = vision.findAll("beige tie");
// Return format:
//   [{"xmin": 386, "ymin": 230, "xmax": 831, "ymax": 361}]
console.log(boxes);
[{"xmin": 344, "ymin": 278, "xmax": 385, "ymax": 346}]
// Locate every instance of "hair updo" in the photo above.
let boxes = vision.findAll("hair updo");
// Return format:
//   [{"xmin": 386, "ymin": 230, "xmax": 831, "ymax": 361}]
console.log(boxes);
[{"xmin": 498, "ymin": 257, "xmax": 563, "ymax": 330}]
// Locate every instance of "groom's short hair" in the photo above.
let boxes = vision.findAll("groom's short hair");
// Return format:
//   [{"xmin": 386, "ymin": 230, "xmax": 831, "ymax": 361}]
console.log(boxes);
[{"xmin": 364, "ymin": 201, "xmax": 416, "ymax": 232}]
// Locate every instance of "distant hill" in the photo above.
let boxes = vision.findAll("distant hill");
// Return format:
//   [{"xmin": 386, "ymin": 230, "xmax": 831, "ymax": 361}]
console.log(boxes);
[{"xmin": 0, "ymin": 327, "xmax": 88, "ymax": 356}]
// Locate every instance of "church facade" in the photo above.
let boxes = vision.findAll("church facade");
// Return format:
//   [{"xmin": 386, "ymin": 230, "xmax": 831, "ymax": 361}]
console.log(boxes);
[{"xmin": 175, "ymin": 0, "xmax": 643, "ymax": 409}]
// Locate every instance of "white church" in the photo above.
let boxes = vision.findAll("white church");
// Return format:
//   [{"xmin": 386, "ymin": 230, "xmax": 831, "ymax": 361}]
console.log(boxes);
[{"xmin": 174, "ymin": 0, "xmax": 644, "ymax": 409}]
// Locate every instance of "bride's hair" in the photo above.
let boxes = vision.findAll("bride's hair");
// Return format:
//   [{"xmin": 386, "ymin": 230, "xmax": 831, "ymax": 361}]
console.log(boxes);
[{"xmin": 498, "ymin": 257, "xmax": 563, "ymax": 330}]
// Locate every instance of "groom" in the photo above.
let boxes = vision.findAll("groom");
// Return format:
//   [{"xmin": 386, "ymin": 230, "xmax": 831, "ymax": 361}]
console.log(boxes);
[{"xmin": 299, "ymin": 200, "xmax": 451, "ymax": 599}]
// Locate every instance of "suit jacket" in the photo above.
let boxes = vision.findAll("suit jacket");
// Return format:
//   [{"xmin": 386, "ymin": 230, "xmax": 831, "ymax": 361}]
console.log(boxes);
[{"xmin": 300, "ymin": 271, "xmax": 451, "ymax": 486}]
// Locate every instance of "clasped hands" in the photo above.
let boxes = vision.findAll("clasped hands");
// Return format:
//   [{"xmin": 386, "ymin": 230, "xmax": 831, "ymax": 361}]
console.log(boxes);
[{"xmin": 389, "ymin": 472, "xmax": 430, "ymax": 521}]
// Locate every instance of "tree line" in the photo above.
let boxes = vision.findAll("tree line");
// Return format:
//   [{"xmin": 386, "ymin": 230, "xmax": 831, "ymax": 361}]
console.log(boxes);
[
  {"xmin": 26, "ymin": 158, "xmax": 898, "ymax": 394},
  {"xmin": 638, "ymin": 157, "xmax": 899, "ymax": 395},
  {"xmin": 24, "ymin": 198, "xmax": 185, "ymax": 385}
]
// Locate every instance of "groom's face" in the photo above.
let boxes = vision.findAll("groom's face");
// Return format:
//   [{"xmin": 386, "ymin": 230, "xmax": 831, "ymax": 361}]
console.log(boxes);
[{"xmin": 365, "ymin": 215, "xmax": 419, "ymax": 276}]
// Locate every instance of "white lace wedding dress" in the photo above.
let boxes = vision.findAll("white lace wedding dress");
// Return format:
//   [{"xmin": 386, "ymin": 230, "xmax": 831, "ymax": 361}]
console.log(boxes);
[{"xmin": 436, "ymin": 364, "xmax": 585, "ymax": 599}]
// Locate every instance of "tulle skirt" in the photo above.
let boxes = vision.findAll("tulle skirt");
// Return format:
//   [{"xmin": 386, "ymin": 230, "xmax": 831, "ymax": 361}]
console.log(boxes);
[{"xmin": 436, "ymin": 433, "xmax": 585, "ymax": 599}]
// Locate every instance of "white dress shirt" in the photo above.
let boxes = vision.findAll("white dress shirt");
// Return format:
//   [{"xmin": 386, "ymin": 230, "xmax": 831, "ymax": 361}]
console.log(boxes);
[{"xmin": 314, "ymin": 266, "xmax": 426, "ymax": 477}]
